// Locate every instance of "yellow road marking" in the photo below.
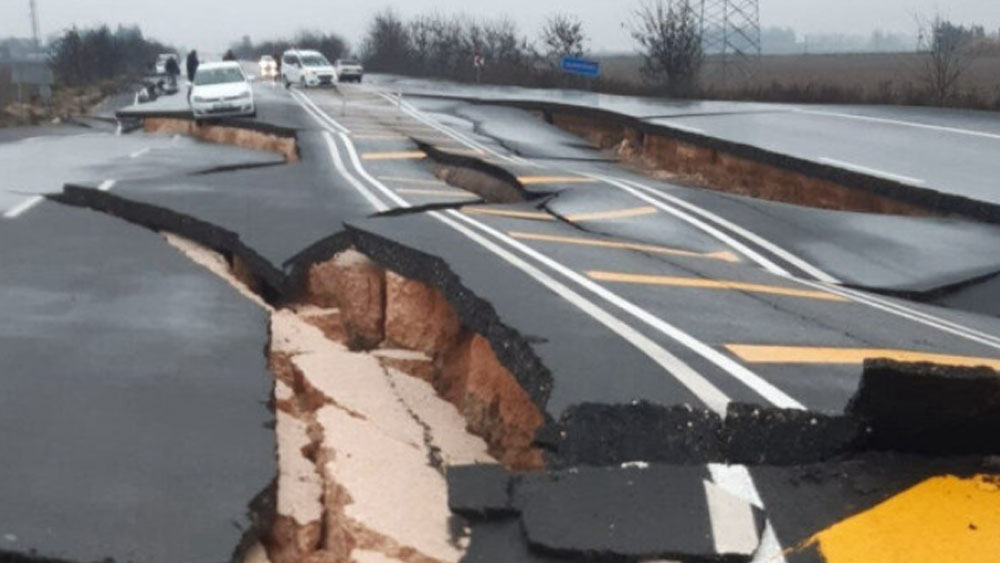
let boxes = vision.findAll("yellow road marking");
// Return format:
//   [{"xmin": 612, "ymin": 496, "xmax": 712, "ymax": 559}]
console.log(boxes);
[
  {"xmin": 565, "ymin": 206, "xmax": 658, "ymax": 222},
  {"xmin": 377, "ymin": 176, "xmax": 448, "ymax": 186},
  {"xmin": 517, "ymin": 176, "xmax": 598, "ymax": 185},
  {"xmin": 800, "ymin": 475, "xmax": 1000, "ymax": 563},
  {"xmin": 508, "ymin": 232, "xmax": 740, "ymax": 263},
  {"xmin": 396, "ymin": 188, "xmax": 477, "ymax": 198},
  {"xmin": 463, "ymin": 208, "xmax": 554, "ymax": 221},
  {"xmin": 437, "ymin": 147, "xmax": 487, "ymax": 156},
  {"xmin": 360, "ymin": 151, "xmax": 427, "ymax": 161},
  {"xmin": 725, "ymin": 345, "xmax": 1000, "ymax": 369},
  {"xmin": 587, "ymin": 271, "xmax": 848, "ymax": 301}
]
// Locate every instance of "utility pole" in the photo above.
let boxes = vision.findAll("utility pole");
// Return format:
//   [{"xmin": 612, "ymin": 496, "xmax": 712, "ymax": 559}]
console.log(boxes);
[
  {"xmin": 699, "ymin": 0, "xmax": 761, "ymax": 85},
  {"xmin": 29, "ymin": 0, "xmax": 41, "ymax": 49}
]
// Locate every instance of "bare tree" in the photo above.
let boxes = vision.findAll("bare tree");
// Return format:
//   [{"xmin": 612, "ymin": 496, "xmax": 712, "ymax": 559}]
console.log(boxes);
[
  {"xmin": 360, "ymin": 9, "xmax": 412, "ymax": 73},
  {"xmin": 629, "ymin": 0, "xmax": 702, "ymax": 94},
  {"xmin": 917, "ymin": 15, "xmax": 979, "ymax": 105},
  {"xmin": 540, "ymin": 14, "xmax": 587, "ymax": 64}
]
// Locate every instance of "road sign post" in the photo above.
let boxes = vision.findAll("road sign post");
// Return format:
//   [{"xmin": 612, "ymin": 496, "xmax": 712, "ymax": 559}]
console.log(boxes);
[
  {"xmin": 559, "ymin": 57, "xmax": 600, "ymax": 90},
  {"xmin": 560, "ymin": 57, "xmax": 601, "ymax": 78}
]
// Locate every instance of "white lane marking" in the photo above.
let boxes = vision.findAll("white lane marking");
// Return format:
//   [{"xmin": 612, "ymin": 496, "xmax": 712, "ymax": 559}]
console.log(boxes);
[
  {"xmin": 322, "ymin": 132, "xmax": 387, "ymax": 212},
  {"xmin": 444, "ymin": 208, "xmax": 805, "ymax": 410},
  {"xmin": 610, "ymin": 176, "xmax": 841, "ymax": 284},
  {"xmin": 3, "ymin": 196, "xmax": 44, "ymax": 219},
  {"xmin": 708, "ymin": 463, "xmax": 764, "ymax": 508},
  {"xmin": 312, "ymin": 96, "xmax": 804, "ymax": 411},
  {"xmin": 586, "ymin": 173, "xmax": 794, "ymax": 278},
  {"xmin": 324, "ymin": 88, "xmax": 795, "ymax": 556},
  {"xmin": 97, "ymin": 179, "xmax": 117, "ymax": 192},
  {"xmin": 796, "ymin": 108, "xmax": 1000, "ymax": 142},
  {"xmin": 608, "ymin": 177, "xmax": 1000, "ymax": 350},
  {"xmin": 804, "ymin": 280, "xmax": 1000, "ymax": 352},
  {"xmin": 333, "ymin": 131, "xmax": 732, "ymax": 414},
  {"xmin": 704, "ymin": 480, "xmax": 763, "ymax": 557},
  {"xmin": 818, "ymin": 157, "xmax": 925, "ymax": 185},
  {"xmin": 754, "ymin": 523, "xmax": 788, "ymax": 563},
  {"xmin": 290, "ymin": 89, "xmax": 351, "ymax": 134},
  {"xmin": 663, "ymin": 122, "xmax": 706, "ymax": 135},
  {"xmin": 375, "ymin": 90, "xmax": 536, "ymax": 167},
  {"xmin": 129, "ymin": 147, "xmax": 151, "ymax": 159},
  {"xmin": 708, "ymin": 464, "xmax": 788, "ymax": 563}
]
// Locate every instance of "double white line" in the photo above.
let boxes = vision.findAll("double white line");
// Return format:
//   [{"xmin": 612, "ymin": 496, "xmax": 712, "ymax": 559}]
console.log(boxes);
[
  {"xmin": 293, "ymin": 88, "xmax": 805, "ymax": 414},
  {"xmin": 590, "ymin": 174, "xmax": 1000, "ymax": 352},
  {"xmin": 293, "ymin": 88, "xmax": 788, "ymax": 563}
]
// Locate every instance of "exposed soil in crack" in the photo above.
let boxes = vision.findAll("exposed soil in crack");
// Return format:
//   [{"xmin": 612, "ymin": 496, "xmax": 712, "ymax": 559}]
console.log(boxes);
[
  {"xmin": 415, "ymin": 141, "xmax": 529, "ymax": 204},
  {"xmin": 549, "ymin": 111, "xmax": 933, "ymax": 217},
  {"xmin": 157, "ymin": 231, "xmax": 533, "ymax": 562},
  {"xmin": 143, "ymin": 117, "xmax": 299, "ymax": 162},
  {"xmin": 372, "ymin": 200, "xmax": 487, "ymax": 218}
]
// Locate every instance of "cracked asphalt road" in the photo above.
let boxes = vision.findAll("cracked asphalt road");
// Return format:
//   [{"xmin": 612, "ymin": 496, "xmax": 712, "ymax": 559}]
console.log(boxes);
[{"xmin": 2, "ymin": 74, "xmax": 999, "ymax": 562}]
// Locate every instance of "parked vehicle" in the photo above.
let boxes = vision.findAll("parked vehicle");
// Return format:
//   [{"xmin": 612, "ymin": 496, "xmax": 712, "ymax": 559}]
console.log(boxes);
[
  {"xmin": 188, "ymin": 61, "xmax": 255, "ymax": 118},
  {"xmin": 281, "ymin": 49, "xmax": 336, "ymax": 88},
  {"xmin": 259, "ymin": 55, "xmax": 277, "ymax": 80},
  {"xmin": 334, "ymin": 59, "xmax": 364, "ymax": 83}
]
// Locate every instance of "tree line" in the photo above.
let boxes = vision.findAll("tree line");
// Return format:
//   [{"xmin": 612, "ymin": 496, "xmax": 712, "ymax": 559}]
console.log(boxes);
[{"xmin": 49, "ymin": 25, "xmax": 174, "ymax": 86}]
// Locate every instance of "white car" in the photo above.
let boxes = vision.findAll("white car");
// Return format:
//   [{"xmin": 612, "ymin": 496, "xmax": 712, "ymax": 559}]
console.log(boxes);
[
  {"xmin": 189, "ymin": 62, "xmax": 255, "ymax": 118},
  {"xmin": 281, "ymin": 49, "xmax": 336, "ymax": 88},
  {"xmin": 259, "ymin": 55, "xmax": 277, "ymax": 80},
  {"xmin": 334, "ymin": 59, "xmax": 364, "ymax": 83}
]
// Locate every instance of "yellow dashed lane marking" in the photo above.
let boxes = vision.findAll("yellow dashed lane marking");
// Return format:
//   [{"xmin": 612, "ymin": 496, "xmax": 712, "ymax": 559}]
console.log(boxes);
[
  {"xmin": 588, "ymin": 271, "xmax": 848, "ymax": 301},
  {"xmin": 438, "ymin": 147, "xmax": 487, "ymax": 156},
  {"xmin": 463, "ymin": 208, "xmax": 554, "ymax": 221},
  {"xmin": 566, "ymin": 206, "xmax": 658, "ymax": 222},
  {"xmin": 509, "ymin": 232, "xmax": 740, "ymax": 262},
  {"xmin": 361, "ymin": 151, "xmax": 427, "ymax": 161},
  {"xmin": 378, "ymin": 176, "xmax": 448, "ymax": 187},
  {"xmin": 517, "ymin": 176, "xmax": 598, "ymax": 185},
  {"xmin": 725, "ymin": 345, "xmax": 1000, "ymax": 369},
  {"xmin": 801, "ymin": 475, "xmax": 1000, "ymax": 563},
  {"xmin": 396, "ymin": 188, "xmax": 477, "ymax": 198}
]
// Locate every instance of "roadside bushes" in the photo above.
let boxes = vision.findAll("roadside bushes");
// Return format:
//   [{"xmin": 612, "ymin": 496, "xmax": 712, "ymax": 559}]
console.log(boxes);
[{"xmin": 360, "ymin": 9, "xmax": 541, "ymax": 85}]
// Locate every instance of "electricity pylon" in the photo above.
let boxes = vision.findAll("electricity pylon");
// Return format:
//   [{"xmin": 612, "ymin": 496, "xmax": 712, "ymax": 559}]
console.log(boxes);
[{"xmin": 699, "ymin": 0, "xmax": 761, "ymax": 83}]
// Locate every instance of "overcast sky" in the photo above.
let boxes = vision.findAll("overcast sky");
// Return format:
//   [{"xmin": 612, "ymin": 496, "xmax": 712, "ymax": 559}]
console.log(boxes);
[{"xmin": 3, "ymin": 0, "xmax": 998, "ymax": 53}]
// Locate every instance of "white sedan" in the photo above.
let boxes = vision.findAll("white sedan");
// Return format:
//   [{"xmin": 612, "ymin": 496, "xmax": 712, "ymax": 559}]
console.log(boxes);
[{"xmin": 189, "ymin": 61, "xmax": 256, "ymax": 119}]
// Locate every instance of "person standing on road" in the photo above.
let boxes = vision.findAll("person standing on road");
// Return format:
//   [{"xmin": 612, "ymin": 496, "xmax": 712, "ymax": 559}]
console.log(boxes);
[
  {"xmin": 223, "ymin": 49, "xmax": 237, "ymax": 62},
  {"xmin": 164, "ymin": 56, "xmax": 180, "ymax": 89},
  {"xmin": 186, "ymin": 50, "xmax": 200, "ymax": 83}
]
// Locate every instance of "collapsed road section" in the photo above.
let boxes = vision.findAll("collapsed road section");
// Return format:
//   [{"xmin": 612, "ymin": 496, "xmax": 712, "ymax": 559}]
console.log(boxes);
[{"xmin": 5, "ymin": 80, "xmax": 1000, "ymax": 563}]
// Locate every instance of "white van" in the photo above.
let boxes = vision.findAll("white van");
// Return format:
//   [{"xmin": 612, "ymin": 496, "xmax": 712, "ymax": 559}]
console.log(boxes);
[{"xmin": 281, "ymin": 49, "xmax": 336, "ymax": 88}]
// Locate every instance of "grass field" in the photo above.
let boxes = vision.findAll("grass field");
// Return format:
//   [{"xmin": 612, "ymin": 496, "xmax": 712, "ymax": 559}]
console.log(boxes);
[{"xmin": 598, "ymin": 51, "xmax": 1000, "ymax": 109}]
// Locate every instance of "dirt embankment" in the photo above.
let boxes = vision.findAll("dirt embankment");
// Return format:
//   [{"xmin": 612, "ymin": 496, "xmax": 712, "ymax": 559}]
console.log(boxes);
[{"xmin": 164, "ymin": 234, "xmax": 544, "ymax": 563}]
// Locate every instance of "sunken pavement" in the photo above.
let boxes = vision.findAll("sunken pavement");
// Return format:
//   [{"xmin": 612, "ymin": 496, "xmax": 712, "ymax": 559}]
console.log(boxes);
[{"xmin": 1, "ymin": 79, "xmax": 999, "ymax": 563}]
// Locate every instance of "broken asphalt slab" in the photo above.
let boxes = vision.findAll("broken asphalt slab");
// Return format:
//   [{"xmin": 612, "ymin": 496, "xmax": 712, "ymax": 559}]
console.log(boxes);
[
  {"xmin": 0, "ymin": 129, "xmax": 285, "ymax": 215},
  {"xmin": 0, "ymin": 201, "xmax": 274, "ymax": 563},
  {"xmin": 451, "ymin": 463, "xmax": 765, "ymax": 562},
  {"xmin": 51, "ymin": 129, "xmax": 373, "ymax": 297}
]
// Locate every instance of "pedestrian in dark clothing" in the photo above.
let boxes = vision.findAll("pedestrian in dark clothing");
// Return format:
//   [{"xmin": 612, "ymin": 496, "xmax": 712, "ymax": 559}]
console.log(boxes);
[
  {"xmin": 186, "ymin": 50, "xmax": 199, "ymax": 82},
  {"xmin": 223, "ymin": 49, "xmax": 237, "ymax": 62},
  {"xmin": 164, "ymin": 56, "xmax": 180, "ymax": 89}
]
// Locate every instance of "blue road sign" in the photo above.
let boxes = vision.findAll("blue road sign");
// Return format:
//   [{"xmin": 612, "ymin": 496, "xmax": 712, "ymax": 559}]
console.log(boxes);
[{"xmin": 560, "ymin": 57, "xmax": 601, "ymax": 78}]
